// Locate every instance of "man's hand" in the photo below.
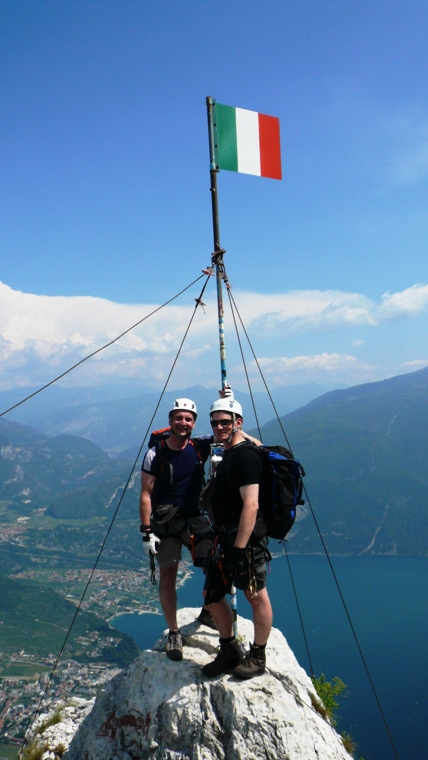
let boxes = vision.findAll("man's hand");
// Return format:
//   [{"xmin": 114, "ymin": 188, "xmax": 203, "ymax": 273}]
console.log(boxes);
[
  {"xmin": 141, "ymin": 529, "xmax": 161, "ymax": 555},
  {"xmin": 219, "ymin": 385, "xmax": 234, "ymax": 399},
  {"xmin": 225, "ymin": 547, "xmax": 246, "ymax": 577}
]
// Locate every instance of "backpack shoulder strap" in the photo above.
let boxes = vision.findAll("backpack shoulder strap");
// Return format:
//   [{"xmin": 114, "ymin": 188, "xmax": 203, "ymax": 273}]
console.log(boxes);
[
  {"xmin": 148, "ymin": 427, "xmax": 171, "ymax": 449},
  {"xmin": 188, "ymin": 437, "xmax": 202, "ymax": 461},
  {"xmin": 152, "ymin": 438, "xmax": 166, "ymax": 477},
  {"xmin": 152, "ymin": 438, "xmax": 174, "ymax": 486},
  {"xmin": 188, "ymin": 438, "xmax": 207, "ymax": 486}
]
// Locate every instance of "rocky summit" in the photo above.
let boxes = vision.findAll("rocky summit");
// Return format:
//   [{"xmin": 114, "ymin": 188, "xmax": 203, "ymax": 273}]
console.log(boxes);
[{"xmin": 62, "ymin": 607, "xmax": 350, "ymax": 760}]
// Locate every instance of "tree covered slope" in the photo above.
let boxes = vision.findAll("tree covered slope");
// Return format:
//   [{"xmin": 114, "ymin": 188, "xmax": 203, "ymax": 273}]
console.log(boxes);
[{"xmin": 257, "ymin": 367, "xmax": 428, "ymax": 555}]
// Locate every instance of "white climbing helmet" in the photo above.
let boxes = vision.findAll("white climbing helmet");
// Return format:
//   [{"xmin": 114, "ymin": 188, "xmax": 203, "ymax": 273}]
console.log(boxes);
[
  {"xmin": 169, "ymin": 398, "xmax": 197, "ymax": 418},
  {"xmin": 209, "ymin": 398, "xmax": 243, "ymax": 419}
]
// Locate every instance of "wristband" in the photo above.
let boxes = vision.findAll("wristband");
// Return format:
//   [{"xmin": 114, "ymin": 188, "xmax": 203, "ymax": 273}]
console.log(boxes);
[{"xmin": 140, "ymin": 524, "xmax": 151, "ymax": 533}]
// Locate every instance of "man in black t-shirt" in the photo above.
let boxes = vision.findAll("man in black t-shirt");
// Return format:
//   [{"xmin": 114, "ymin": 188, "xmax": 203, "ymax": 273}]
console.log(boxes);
[{"xmin": 202, "ymin": 398, "xmax": 273, "ymax": 680}]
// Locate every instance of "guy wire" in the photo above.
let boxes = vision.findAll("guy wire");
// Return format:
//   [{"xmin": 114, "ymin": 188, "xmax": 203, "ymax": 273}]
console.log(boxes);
[
  {"xmin": 19, "ymin": 274, "xmax": 211, "ymax": 754},
  {"xmin": 225, "ymin": 288, "xmax": 401, "ymax": 760},
  {"xmin": 225, "ymin": 287, "xmax": 262, "ymax": 440},
  {"xmin": 227, "ymin": 290, "xmax": 295, "ymax": 455},
  {"xmin": 1, "ymin": 273, "xmax": 205, "ymax": 419},
  {"xmin": 301, "ymin": 478, "xmax": 402, "ymax": 760},
  {"xmin": 226, "ymin": 283, "xmax": 314, "ymax": 677},
  {"xmin": 283, "ymin": 541, "xmax": 314, "ymax": 677}
]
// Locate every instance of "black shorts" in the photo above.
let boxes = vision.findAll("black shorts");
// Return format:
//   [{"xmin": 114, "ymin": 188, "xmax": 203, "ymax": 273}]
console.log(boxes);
[{"xmin": 204, "ymin": 530, "xmax": 269, "ymax": 605}]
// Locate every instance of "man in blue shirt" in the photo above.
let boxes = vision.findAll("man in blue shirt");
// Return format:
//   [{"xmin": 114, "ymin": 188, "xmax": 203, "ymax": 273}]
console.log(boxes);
[{"xmin": 139, "ymin": 398, "xmax": 213, "ymax": 661}]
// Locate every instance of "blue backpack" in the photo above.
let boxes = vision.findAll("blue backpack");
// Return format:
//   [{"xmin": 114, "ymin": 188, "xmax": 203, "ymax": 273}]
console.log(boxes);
[{"xmin": 257, "ymin": 445, "xmax": 306, "ymax": 540}]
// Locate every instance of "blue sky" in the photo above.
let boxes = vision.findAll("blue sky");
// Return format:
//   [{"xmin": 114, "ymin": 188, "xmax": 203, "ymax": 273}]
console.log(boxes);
[{"xmin": 2, "ymin": 1, "xmax": 428, "ymax": 398}]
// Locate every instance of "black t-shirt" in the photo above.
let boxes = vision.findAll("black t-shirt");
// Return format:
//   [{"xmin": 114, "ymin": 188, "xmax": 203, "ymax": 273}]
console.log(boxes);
[{"xmin": 211, "ymin": 442, "xmax": 264, "ymax": 527}]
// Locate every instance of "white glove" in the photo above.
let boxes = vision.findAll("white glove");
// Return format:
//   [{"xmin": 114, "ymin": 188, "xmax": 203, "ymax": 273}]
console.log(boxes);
[
  {"xmin": 220, "ymin": 385, "xmax": 234, "ymax": 399},
  {"xmin": 143, "ymin": 532, "xmax": 161, "ymax": 556}
]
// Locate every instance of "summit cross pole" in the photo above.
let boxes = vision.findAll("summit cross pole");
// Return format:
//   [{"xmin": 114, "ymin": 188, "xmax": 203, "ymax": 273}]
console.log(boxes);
[
  {"xmin": 206, "ymin": 96, "xmax": 238, "ymax": 635},
  {"xmin": 206, "ymin": 96, "xmax": 228, "ymax": 392}
]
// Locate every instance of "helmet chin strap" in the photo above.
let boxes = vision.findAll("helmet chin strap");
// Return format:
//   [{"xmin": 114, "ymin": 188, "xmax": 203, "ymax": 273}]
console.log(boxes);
[{"xmin": 228, "ymin": 413, "xmax": 238, "ymax": 442}]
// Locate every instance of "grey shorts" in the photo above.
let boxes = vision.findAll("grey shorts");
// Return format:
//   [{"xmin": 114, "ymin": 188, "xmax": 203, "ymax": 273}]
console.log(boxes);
[{"xmin": 150, "ymin": 511, "xmax": 214, "ymax": 570}]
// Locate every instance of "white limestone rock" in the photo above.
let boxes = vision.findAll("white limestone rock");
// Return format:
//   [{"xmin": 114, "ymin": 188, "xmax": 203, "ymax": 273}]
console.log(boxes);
[
  {"xmin": 65, "ymin": 607, "xmax": 351, "ymax": 760},
  {"xmin": 26, "ymin": 697, "xmax": 95, "ymax": 759}
]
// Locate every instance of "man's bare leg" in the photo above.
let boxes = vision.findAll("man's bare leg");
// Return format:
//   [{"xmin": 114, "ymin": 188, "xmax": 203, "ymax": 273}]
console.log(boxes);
[
  {"xmin": 159, "ymin": 564, "xmax": 179, "ymax": 630},
  {"xmin": 206, "ymin": 597, "xmax": 234, "ymax": 638},
  {"xmin": 244, "ymin": 587, "xmax": 272, "ymax": 645}
]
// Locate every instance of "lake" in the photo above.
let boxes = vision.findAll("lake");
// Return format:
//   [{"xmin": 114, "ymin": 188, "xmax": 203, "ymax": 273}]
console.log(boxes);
[{"xmin": 112, "ymin": 555, "xmax": 427, "ymax": 760}]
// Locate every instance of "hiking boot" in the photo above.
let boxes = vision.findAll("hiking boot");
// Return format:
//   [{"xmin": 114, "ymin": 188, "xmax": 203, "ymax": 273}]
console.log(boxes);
[
  {"xmin": 165, "ymin": 630, "xmax": 185, "ymax": 661},
  {"xmin": 233, "ymin": 643, "xmax": 266, "ymax": 679},
  {"xmin": 197, "ymin": 606, "xmax": 217, "ymax": 630},
  {"xmin": 201, "ymin": 638, "xmax": 244, "ymax": 678}
]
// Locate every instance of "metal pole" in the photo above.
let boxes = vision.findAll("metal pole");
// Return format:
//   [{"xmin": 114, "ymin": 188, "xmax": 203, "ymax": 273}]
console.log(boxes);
[
  {"xmin": 206, "ymin": 96, "xmax": 237, "ymax": 636},
  {"xmin": 206, "ymin": 96, "xmax": 227, "ymax": 392}
]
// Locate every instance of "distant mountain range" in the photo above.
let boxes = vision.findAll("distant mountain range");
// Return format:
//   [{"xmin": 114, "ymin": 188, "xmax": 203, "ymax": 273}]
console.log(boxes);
[
  {"xmin": 0, "ymin": 417, "xmax": 129, "ymax": 510},
  {"xmin": 254, "ymin": 366, "xmax": 428, "ymax": 556},
  {"xmin": 1, "ymin": 367, "xmax": 427, "ymax": 559},
  {"xmin": 0, "ymin": 382, "xmax": 341, "ymax": 456}
]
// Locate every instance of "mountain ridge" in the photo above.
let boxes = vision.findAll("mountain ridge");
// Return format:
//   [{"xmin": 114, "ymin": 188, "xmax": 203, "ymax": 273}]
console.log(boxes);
[
  {"xmin": 1, "ymin": 367, "xmax": 428, "ymax": 557},
  {"xmin": 1, "ymin": 382, "xmax": 342, "ymax": 455},
  {"xmin": 254, "ymin": 366, "xmax": 428, "ymax": 556}
]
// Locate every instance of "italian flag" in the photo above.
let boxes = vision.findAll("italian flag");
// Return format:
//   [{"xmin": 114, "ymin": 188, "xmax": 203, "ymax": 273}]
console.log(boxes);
[{"xmin": 214, "ymin": 102, "xmax": 282, "ymax": 180}]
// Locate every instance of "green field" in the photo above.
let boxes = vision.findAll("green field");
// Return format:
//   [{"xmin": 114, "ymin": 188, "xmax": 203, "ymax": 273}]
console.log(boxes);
[
  {"xmin": 0, "ymin": 577, "xmax": 139, "ymax": 665},
  {"xmin": 0, "ymin": 745, "xmax": 20, "ymax": 759},
  {"xmin": 0, "ymin": 515, "xmax": 143, "ymax": 578},
  {"xmin": 0, "ymin": 661, "xmax": 50, "ymax": 678}
]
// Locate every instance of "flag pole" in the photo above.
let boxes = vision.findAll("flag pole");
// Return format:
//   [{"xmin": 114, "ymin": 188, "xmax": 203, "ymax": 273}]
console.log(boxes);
[
  {"xmin": 206, "ymin": 96, "xmax": 228, "ymax": 391},
  {"xmin": 206, "ymin": 96, "xmax": 237, "ymax": 636}
]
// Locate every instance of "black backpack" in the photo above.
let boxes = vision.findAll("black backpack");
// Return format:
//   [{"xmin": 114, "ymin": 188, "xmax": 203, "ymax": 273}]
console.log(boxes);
[{"xmin": 256, "ymin": 445, "xmax": 306, "ymax": 540}]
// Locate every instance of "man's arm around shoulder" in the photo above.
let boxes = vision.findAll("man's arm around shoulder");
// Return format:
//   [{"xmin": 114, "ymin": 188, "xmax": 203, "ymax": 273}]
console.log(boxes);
[{"xmin": 241, "ymin": 431, "xmax": 262, "ymax": 447}]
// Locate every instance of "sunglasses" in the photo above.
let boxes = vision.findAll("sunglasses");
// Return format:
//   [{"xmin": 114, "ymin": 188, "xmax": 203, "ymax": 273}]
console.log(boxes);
[{"xmin": 210, "ymin": 419, "xmax": 233, "ymax": 428}]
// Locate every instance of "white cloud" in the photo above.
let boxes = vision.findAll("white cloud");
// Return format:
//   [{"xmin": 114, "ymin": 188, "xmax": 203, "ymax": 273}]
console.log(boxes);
[
  {"xmin": 259, "ymin": 354, "xmax": 360, "ymax": 371},
  {"xmin": 240, "ymin": 353, "xmax": 373, "ymax": 386},
  {"xmin": 0, "ymin": 281, "xmax": 222, "ymax": 390},
  {"xmin": 234, "ymin": 284, "xmax": 428, "ymax": 333},
  {"xmin": 1, "ymin": 280, "xmax": 428, "ymax": 391},
  {"xmin": 0, "ymin": 281, "xmax": 210, "ymax": 350},
  {"xmin": 378, "ymin": 284, "xmax": 428, "ymax": 319},
  {"xmin": 401, "ymin": 359, "xmax": 428, "ymax": 368},
  {"xmin": 236, "ymin": 290, "xmax": 377, "ymax": 331},
  {"xmin": 352, "ymin": 339, "xmax": 365, "ymax": 346}
]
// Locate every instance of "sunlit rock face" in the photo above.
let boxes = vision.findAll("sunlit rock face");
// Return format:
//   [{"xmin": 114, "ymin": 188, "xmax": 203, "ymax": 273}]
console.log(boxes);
[
  {"xmin": 65, "ymin": 608, "xmax": 350, "ymax": 760},
  {"xmin": 28, "ymin": 698, "xmax": 95, "ymax": 760}
]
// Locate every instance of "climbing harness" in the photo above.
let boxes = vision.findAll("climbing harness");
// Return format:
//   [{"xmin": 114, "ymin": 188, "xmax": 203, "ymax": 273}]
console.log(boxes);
[{"xmin": 246, "ymin": 545, "xmax": 258, "ymax": 599}]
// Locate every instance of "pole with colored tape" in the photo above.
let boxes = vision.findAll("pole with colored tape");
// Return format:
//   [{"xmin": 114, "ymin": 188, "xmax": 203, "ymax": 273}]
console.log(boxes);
[
  {"xmin": 206, "ymin": 96, "xmax": 237, "ymax": 636},
  {"xmin": 206, "ymin": 97, "xmax": 282, "ymax": 640},
  {"xmin": 206, "ymin": 96, "xmax": 228, "ymax": 392}
]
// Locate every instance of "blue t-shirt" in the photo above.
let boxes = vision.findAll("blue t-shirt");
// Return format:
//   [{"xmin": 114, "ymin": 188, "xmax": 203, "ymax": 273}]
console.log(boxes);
[{"xmin": 142, "ymin": 436, "xmax": 211, "ymax": 509}]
